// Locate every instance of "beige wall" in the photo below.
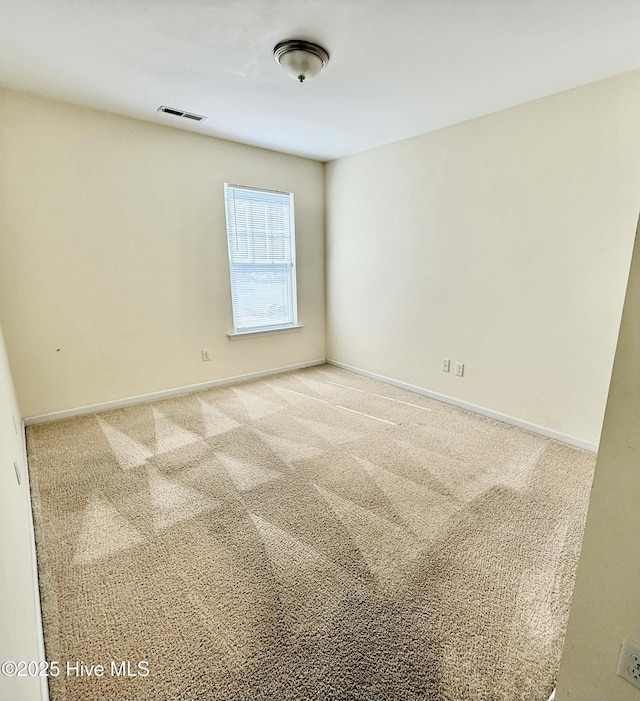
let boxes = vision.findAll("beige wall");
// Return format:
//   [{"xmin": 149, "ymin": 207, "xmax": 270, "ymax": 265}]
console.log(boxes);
[
  {"xmin": 556, "ymin": 218, "xmax": 640, "ymax": 700},
  {"xmin": 0, "ymin": 322, "xmax": 43, "ymax": 701},
  {"xmin": 0, "ymin": 88, "xmax": 326, "ymax": 418},
  {"xmin": 325, "ymin": 71, "xmax": 640, "ymax": 447}
]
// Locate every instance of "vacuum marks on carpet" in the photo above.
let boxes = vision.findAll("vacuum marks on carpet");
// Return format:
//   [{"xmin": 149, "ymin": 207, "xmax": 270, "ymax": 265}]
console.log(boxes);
[{"xmin": 27, "ymin": 366, "xmax": 596, "ymax": 701}]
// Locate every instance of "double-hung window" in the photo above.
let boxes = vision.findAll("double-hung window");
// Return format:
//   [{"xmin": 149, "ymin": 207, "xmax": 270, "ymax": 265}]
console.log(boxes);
[{"xmin": 224, "ymin": 184, "xmax": 298, "ymax": 334}]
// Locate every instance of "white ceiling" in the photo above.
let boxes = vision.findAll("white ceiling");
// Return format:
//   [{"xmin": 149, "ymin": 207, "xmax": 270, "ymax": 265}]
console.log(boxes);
[{"xmin": 1, "ymin": 0, "xmax": 640, "ymax": 162}]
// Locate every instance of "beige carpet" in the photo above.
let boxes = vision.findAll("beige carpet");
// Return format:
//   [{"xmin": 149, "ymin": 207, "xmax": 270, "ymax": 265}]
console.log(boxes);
[{"xmin": 27, "ymin": 365, "xmax": 596, "ymax": 701}]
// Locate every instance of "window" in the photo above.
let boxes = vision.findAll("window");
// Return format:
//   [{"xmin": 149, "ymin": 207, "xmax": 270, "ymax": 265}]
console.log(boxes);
[{"xmin": 224, "ymin": 184, "xmax": 298, "ymax": 334}]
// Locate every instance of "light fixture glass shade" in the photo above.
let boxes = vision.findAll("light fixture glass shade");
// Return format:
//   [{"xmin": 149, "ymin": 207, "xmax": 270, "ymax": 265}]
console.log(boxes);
[{"xmin": 274, "ymin": 40, "xmax": 329, "ymax": 83}]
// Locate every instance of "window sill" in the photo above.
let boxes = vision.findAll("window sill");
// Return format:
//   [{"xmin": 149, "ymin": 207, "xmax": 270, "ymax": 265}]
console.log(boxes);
[{"xmin": 227, "ymin": 325, "xmax": 305, "ymax": 340}]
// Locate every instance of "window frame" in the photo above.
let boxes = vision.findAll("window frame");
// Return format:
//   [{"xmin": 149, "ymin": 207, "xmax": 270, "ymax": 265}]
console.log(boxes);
[{"xmin": 223, "ymin": 183, "xmax": 300, "ymax": 337}]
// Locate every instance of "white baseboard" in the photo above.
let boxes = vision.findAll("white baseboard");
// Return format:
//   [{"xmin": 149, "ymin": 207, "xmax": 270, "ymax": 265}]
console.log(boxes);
[
  {"xmin": 24, "ymin": 359, "xmax": 326, "ymax": 425},
  {"xmin": 21, "ymin": 421, "xmax": 50, "ymax": 701},
  {"xmin": 327, "ymin": 360, "xmax": 598, "ymax": 453},
  {"xmin": 26, "ymin": 357, "xmax": 599, "ymax": 453}
]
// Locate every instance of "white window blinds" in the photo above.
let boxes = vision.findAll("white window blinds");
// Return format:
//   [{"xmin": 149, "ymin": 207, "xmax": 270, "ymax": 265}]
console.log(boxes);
[{"xmin": 224, "ymin": 184, "xmax": 298, "ymax": 333}]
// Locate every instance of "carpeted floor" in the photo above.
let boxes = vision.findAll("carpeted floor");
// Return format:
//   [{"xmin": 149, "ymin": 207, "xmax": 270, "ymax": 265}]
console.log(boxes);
[{"xmin": 27, "ymin": 365, "xmax": 596, "ymax": 701}]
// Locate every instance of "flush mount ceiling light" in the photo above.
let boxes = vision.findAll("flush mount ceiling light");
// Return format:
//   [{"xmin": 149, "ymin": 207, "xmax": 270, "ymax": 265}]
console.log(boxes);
[{"xmin": 273, "ymin": 40, "xmax": 329, "ymax": 83}]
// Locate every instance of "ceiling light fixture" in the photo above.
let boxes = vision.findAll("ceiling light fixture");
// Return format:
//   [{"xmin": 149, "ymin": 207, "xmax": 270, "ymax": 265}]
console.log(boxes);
[{"xmin": 273, "ymin": 40, "xmax": 329, "ymax": 83}]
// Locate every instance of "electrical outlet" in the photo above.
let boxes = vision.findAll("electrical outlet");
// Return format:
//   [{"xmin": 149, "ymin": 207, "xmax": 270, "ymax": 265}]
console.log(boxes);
[
  {"xmin": 617, "ymin": 639, "xmax": 640, "ymax": 689},
  {"xmin": 455, "ymin": 362, "xmax": 464, "ymax": 377},
  {"xmin": 441, "ymin": 358, "xmax": 450, "ymax": 373},
  {"xmin": 201, "ymin": 348, "xmax": 211, "ymax": 362}
]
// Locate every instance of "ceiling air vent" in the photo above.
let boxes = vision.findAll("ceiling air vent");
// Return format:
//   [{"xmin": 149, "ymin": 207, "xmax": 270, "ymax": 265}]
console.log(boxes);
[{"xmin": 157, "ymin": 106, "xmax": 207, "ymax": 122}]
